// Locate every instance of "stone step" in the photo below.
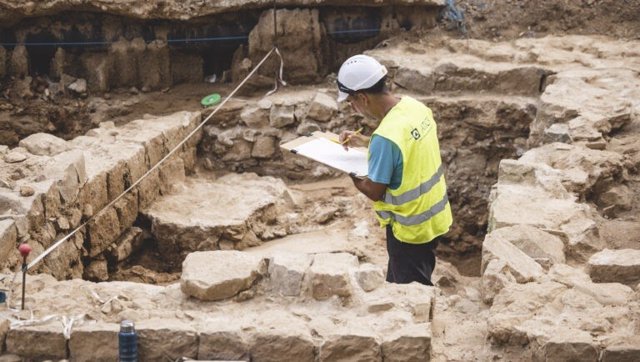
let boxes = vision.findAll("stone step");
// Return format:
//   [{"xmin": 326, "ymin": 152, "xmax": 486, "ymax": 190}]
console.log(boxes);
[
  {"xmin": 245, "ymin": 220, "xmax": 355, "ymax": 257},
  {"xmin": 368, "ymin": 42, "xmax": 552, "ymax": 97},
  {"xmin": 141, "ymin": 173, "xmax": 292, "ymax": 265}
]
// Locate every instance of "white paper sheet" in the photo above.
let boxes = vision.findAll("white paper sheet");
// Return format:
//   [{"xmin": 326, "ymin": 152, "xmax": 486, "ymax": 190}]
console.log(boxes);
[{"xmin": 292, "ymin": 137, "xmax": 368, "ymax": 177}]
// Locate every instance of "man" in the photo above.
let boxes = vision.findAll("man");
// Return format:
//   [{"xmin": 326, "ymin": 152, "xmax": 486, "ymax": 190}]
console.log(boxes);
[{"xmin": 336, "ymin": 54, "xmax": 452, "ymax": 286}]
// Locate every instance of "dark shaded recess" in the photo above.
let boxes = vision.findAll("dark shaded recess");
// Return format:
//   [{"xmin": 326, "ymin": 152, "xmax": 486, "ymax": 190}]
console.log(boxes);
[
  {"xmin": 167, "ymin": 13, "xmax": 260, "ymax": 78},
  {"xmin": 4, "ymin": 10, "xmax": 263, "ymax": 80},
  {"xmin": 25, "ymin": 31, "xmax": 58, "ymax": 75},
  {"xmin": 322, "ymin": 7, "xmax": 382, "ymax": 43},
  {"xmin": 0, "ymin": 28, "xmax": 17, "ymax": 50}
]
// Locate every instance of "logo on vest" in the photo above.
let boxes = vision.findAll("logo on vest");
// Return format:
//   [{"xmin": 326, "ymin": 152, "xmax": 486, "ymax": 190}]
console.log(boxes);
[{"xmin": 411, "ymin": 128, "xmax": 421, "ymax": 140}]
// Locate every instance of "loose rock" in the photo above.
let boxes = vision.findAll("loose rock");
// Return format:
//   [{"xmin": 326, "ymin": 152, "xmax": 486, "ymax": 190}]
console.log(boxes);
[
  {"xmin": 4, "ymin": 150, "xmax": 27, "ymax": 163},
  {"xmin": 18, "ymin": 133, "xmax": 69, "ymax": 156},
  {"xmin": 181, "ymin": 251, "xmax": 266, "ymax": 301},
  {"xmin": 19, "ymin": 185, "xmax": 35, "ymax": 197}
]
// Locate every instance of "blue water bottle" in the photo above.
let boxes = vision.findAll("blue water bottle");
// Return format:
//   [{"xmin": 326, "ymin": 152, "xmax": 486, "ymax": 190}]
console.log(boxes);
[
  {"xmin": 0, "ymin": 289, "xmax": 7, "ymax": 310},
  {"xmin": 119, "ymin": 320, "xmax": 138, "ymax": 362}
]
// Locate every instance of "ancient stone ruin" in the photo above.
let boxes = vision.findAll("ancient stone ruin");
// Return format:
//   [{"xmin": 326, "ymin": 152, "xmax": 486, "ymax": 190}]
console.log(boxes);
[{"xmin": 1, "ymin": 0, "xmax": 640, "ymax": 361}]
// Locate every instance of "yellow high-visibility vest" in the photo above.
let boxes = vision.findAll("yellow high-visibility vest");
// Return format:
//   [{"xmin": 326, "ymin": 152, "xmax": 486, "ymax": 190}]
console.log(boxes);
[{"xmin": 371, "ymin": 96, "xmax": 452, "ymax": 244}]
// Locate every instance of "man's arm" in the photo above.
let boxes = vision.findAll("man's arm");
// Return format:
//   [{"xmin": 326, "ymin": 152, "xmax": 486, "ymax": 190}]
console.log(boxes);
[
  {"xmin": 354, "ymin": 134, "xmax": 399, "ymax": 202},
  {"xmin": 351, "ymin": 175, "xmax": 386, "ymax": 201}
]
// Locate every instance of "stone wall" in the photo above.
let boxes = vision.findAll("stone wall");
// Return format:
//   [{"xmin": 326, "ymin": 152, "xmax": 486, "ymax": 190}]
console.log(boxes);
[
  {"xmin": 0, "ymin": 111, "xmax": 202, "ymax": 279},
  {"xmin": 199, "ymin": 89, "xmax": 344, "ymax": 180},
  {"xmin": 0, "ymin": 5, "xmax": 441, "ymax": 92},
  {"xmin": 0, "ymin": 250, "xmax": 436, "ymax": 361},
  {"xmin": 478, "ymin": 42, "xmax": 640, "ymax": 359}
]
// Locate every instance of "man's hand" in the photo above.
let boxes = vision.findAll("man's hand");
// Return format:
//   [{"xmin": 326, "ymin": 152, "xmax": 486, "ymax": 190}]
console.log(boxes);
[{"xmin": 339, "ymin": 129, "xmax": 368, "ymax": 150}]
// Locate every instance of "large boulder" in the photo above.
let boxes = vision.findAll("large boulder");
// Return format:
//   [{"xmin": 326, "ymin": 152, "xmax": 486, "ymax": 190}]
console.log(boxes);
[
  {"xmin": 143, "ymin": 173, "xmax": 289, "ymax": 263},
  {"xmin": 320, "ymin": 332, "xmax": 381, "ymax": 361},
  {"xmin": 8, "ymin": 45, "xmax": 28, "ymax": 78},
  {"xmin": 307, "ymin": 252, "xmax": 358, "ymax": 300},
  {"xmin": 87, "ymin": 206, "xmax": 120, "ymax": 257},
  {"xmin": 360, "ymin": 283, "xmax": 436, "ymax": 323},
  {"xmin": 488, "ymin": 225, "xmax": 565, "ymax": 269},
  {"xmin": 42, "ymin": 149, "xmax": 87, "ymax": 205},
  {"xmin": 601, "ymin": 337, "xmax": 640, "ymax": 362},
  {"xmin": 181, "ymin": 251, "xmax": 266, "ymax": 301},
  {"xmin": 248, "ymin": 310, "xmax": 316, "ymax": 362},
  {"xmin": 69, "ymin": 322, "xmax": 119, "ymax": 362},
  {"xmin": 537, "ymin": 330, "xmax": 599, "ymax": 362},
  {"xmin": 197, "ymin": 318, "xmax": 250, "ymax": 361},
  {"xmin": 481, "ymin": 232, "xmax": 545, "ymax": 284},
  {"xmin": 489, "ymin": 184, "xmax": 586, "ymax": 231},
  {"xmin": 481, "ymin": 258, "xmax": 516, "ymax": 305},
  {"xmin": 140, "ymin": 39, "xmax": 171, "ymax": 90},
  {"xmin": 6, "ymin": 321, "xmax": 67, "ymax": 360},
  {"xmin": 393, "ymin": 67, "xmax": 436, "ymax": 94},
  {"xmin": 588, "ymin": 248, "xmax": 640, "ymax": 285},
  {"xmin": 18, "ymin": 133, "xmax": 69, "ymax": 156},
  {"xmin": 488, "ymin": 183, "xmax": 604, "ymax": 261},
  {"xmin": 548, "ymin": 263, "xmax": 634, "ymax": 306},
  {"xmin": 354, "ymin": 263, "xmax": 385, "ymax": 292},
  {"xmin": 381, "ymin": 323, "xmax": 431, "ymax": 362},
  {"xmin": 240, "ymin": 105, "xmax": 270, "ymax": 128},
  {"xmin": 519, "ymin": 143, "xmax": 624, "ymax": 195},
  {"xmin": 267, "ymin": 252, "xmax": 312, "ymax": 296},
  {"xmin": 488, "ymin": 282, "xmax": 561, "ymax": 346},
  {"xmin": 306, "ymin": 92, "xmax": 338, "ymax": 122},
  {"xmin": 269, "ymin": 103, "xmax": 296, "ymax": 128},
  {"xmin": 137, "ymin": 319, "xmax": 198, "ymax": 361}
]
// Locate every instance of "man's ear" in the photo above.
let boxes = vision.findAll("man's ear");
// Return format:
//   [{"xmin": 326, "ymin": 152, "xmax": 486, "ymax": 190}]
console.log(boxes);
[{"xmin": 358, "ymin": 92, "xmax": 369, "ymax": 105}]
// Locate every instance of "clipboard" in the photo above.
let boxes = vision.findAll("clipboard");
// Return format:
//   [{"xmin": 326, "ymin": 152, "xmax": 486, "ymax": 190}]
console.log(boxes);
[{"xmin": 280, "ymin": 131, "xmax": 368, "ymax": 177}]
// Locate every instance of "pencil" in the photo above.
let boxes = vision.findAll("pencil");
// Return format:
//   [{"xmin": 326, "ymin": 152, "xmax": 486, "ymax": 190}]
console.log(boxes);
[{"xmin": 332, "ymin": 127, "xmax": 363, "ymax": 145}]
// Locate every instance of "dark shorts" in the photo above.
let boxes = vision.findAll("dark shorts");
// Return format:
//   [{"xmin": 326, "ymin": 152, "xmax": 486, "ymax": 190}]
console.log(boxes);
[{"xmin": 386, "ymin": 225, "xmax": 439, "ymax": 286}]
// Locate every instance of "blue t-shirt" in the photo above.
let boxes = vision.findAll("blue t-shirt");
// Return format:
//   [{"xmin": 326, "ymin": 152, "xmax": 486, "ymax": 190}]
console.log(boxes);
[{"xmin": 368, "ymin": 135, "xmax": 403, "ymax": 190}]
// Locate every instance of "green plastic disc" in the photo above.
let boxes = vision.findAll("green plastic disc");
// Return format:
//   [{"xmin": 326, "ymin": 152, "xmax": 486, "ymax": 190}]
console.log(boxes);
[{"xmin": 201, "ymin": 93, "xmax": 221, "ymax": 107}]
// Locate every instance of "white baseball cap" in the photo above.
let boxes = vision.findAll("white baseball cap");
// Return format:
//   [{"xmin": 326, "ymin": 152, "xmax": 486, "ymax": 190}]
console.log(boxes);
[{"xmin": 336, "ymin": 54, "xmax": 388, "ymax": 102}]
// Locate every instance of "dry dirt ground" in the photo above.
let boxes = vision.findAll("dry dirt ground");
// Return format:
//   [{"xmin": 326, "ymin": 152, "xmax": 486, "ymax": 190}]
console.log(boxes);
[{"xmin": 456, "ymin": 0, "xmax": 640, "ymax": 39}]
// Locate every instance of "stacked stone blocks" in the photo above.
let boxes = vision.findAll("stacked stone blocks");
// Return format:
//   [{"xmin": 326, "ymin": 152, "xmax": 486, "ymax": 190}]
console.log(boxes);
[
  {"xmin": 0, "ymin": 111, "xmax": 202, "ymax": 280},
  {"xmin": 0, "ymin": 251, "xmax": 435, "ymax": 361}
]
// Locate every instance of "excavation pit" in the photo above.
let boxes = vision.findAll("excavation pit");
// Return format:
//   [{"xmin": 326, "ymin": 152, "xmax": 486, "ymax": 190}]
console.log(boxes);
[
  {"xmin": 0, "ymin": 52, "xmax": 542, "ymax": 360},
  {"xmin": 1, "ymin": 2, "xmax": 640, "ymax": 360},
  {"xmin": 78, "ymin": 91, "xmax": 537, "ymax": 283}
]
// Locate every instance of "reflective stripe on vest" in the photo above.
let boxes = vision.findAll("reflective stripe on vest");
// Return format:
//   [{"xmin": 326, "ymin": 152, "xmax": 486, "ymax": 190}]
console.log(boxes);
[
  {"xmin": 383, "ymin": 164, "xmax": 444, "ymax": 206},
  {"xmin": 377, "ymin": 193, "xmax": 449, "ymax": 226}
]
